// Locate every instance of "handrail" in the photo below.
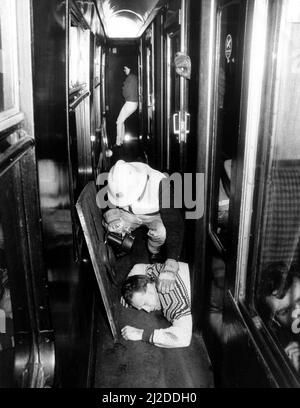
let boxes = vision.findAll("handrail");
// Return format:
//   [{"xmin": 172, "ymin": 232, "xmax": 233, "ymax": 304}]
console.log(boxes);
[
  {"xmin": 69, "ymin": 83, "xmax": 87, "ymax": 96},
  {"xmin": 69, "ymin": 90, "xmax": 91, "ymax": 111},
  {"xmin": 69, "ymin": 0, "xmax": 90, "ymax": 29},
  {"xmin": 0, "ymin": 135, "xmax": 34, "ymax": 178}
]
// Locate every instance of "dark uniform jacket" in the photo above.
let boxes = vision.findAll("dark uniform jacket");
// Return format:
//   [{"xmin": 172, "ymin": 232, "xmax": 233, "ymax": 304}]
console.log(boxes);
[{"xmin": 122, "ymin": 74, "xmax": 138, "ymax": 102}]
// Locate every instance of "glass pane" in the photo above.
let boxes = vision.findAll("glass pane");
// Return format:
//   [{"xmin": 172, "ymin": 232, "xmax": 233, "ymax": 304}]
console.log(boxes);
[
  {"xmin": 209, "ymin": 3, "xmax": 244, "ymax": 250},
  {"xmin": 101, "ymin": 51, "xmax": 106, "ymax": 112},
  {"xmin": 0, "ymin": 216, "xmax": 14, "ymax": 387},
  {"xmin": 94, "ymin": 45, "xmax": 100, "ymax": 85},
  {"xmin": 256, "ymin": 0, "xmax": 300, "ymax": 376},
  {"xmin": 167, "ymin": 30, "xmax": 181, "ymax": 172},
  {"xmin": 69, "ymin": 26, "xmax": 90, "ymax": 90},
  {"xmin": 0, "ymin": 0, "xmax": 18, "ymax": 114},
  {"xmin": 94, "ymin": 46, "xmax": 101, "ymax": 129}
]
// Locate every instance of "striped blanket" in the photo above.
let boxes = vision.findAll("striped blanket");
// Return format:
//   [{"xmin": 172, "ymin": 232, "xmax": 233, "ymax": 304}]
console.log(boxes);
[{"xmin": 145, "ymin": 263, "xmax": 191, "ymax": 323}]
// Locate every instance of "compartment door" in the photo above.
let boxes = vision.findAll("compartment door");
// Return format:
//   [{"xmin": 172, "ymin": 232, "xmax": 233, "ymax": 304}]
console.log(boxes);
[{"xmin": 164, "ymin": 0, "xmax": 190, "ymax": 172}]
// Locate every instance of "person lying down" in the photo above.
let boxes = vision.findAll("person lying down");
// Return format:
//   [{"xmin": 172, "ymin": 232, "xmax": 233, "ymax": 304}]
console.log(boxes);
[{"xmin": 121, "ymin": 262, "xmax": 192, "ymax": 348}]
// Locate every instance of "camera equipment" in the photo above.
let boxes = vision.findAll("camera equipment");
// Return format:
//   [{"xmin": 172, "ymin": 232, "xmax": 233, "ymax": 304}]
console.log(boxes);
[{"xmin": 105, "ymin": 231, "xmax": 135, "ymax": 254}]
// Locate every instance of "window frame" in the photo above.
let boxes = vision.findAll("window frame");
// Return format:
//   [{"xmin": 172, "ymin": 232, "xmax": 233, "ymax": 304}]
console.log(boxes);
[
  {"xmin": 208, "ymin": 0, "xmax": 248, "ymax": 257},
  {"xmin": 0, "ymin": 0, "xmax": 23, "ymax": 132},
  {"xmin": 236, "ymin": 0, "xmax": 300, "ymax": 387},
  {"xmin": 0, "ymin": 0, "xmax": 34, "ymax": 137}
]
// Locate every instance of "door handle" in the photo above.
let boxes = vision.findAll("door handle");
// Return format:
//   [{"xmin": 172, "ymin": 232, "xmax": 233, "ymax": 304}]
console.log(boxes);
[
  {"xmin": 185, "ymin": 112, "xmax": 190, "ymax": 134},
  {"xmin": 173, "ymin": 112, "xmax": 190, "ymax": 141},
  {"xmin": 173, "ymin": 112, "xmax": 180, "ymax": 134},
  {"xmin": 179, "ymin": 112, "xmax": 190, "ymax": 142}
]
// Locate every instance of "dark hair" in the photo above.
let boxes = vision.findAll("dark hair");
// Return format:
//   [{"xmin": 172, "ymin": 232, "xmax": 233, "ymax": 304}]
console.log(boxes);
[
  {"xmin": 121, "ymin": 274, "xmax": 155, "ymax": 305},
  {"xmin": 257, "ymin": 262, "xmax": 300, "ymax": 320},
  {"xmin": 124, "ymin": 64, "xmax": 137, "ymax": 75},
  {"xmin": 259, "ymin": 262, "xmax": 300, "ymax": 299}
]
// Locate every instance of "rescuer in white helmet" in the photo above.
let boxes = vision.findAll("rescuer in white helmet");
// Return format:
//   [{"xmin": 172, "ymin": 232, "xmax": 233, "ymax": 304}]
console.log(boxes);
[{"xmin": 96, "ymin": 160, "xmax": 184, "ymax": 293}]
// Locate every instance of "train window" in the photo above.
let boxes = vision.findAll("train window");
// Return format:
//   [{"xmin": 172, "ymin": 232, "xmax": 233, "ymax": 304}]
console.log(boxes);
[
  {"xmin": 69, "ymin": 15, "xmax": 92, "ymax": 195},
  {"xmin": 0, "ymin": 0, "xmax": 19, "ymax": 122},
  {"xmin": 94, "ymin": 45, "xmax": 101, "ymax": 130},
  {"xmin": 101, "ymin": 50, "xmax": 106, "ymax": 115},
  {"xmin": 165, "ymin": 21, "xmax": 181, "ymax": 171},
  {"xmin": 94, "ymin": 45, "xmax": 101, "ymax": 87},
  {"xmin": 253, "ymin": 0, "xmax": 300, "ymax": 377},
  {"xmin": 209, "ymin": 2, "xmax": 245, "ymax": 253},
  {"xmin": 146, "ymin": 26, "xmax": 154, "ymax": 137},
  {"xmin": 69, "ymin": 26, "xmax": 90, "ymax": 91}
]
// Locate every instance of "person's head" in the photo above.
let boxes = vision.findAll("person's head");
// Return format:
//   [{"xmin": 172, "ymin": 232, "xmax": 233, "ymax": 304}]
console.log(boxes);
[
  {"xmin": 123, "ymin": 66, "xmax": 131, "ymax": 75},
  {"xmin": 107, "ymin": 160, "xmax": 149, "ymax": 207},
  {"xmin": 121, "ymin": 274, "xmax": 161, "ymax": 313},
  {"xmin": 124, "ymin": 64, "xmax": 137, "ymax": 75},
  {"xmin": 259, "ymin": 262, "xmax": 300, "ymax": 329}
]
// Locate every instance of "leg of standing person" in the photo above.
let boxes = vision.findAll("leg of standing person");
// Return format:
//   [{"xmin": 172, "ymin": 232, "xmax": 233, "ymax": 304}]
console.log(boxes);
[{"xmin": 116, "ymin": 101, "xmax": 138, "ymax": 146}]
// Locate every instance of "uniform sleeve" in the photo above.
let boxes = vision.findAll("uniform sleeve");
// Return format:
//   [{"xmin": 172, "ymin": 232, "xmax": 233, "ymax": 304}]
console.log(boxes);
[
  {"xmin": 159, "ymin": 179, "xmax": 184, "ymax": 260},
  {"xmin": 142, "ymin": 315, "xmax": 192, "ymax": 348}
]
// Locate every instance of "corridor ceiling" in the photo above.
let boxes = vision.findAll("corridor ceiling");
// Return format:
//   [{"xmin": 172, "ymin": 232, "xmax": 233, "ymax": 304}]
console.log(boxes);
[{"xmin": 96, "ymin": 0, "xmax": 165, "ymax": 38}]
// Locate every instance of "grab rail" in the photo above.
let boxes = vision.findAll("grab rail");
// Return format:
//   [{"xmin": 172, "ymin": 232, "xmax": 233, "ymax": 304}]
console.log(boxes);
[
  {"xmin": 0, "ymin": 134, "xmax": 34, "ymax": 178},
  {"xmin": 69, "ymin": 90, "xmax": 91, "ymax": 111}
]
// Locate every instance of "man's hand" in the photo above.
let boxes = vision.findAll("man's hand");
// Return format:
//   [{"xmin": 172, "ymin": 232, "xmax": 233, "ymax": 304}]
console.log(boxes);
[
  {"xmin": 157, "ymin": 259, "xmax": 179, "ymax": 294},
  {"xmin": 121, "ymin": 326, "xmax": 143, "ymax": 341},
  {"xmin": 107, "ymin": 220, "xmax": 124, "ymax": 234},
  {"xmin": 147, "ymin": 229, "xmax": 161, "ymax": 240},
  {"xmin": 103, "ymin": 209, "xmax": 125, "ymax": 234},
  {"xmin": 285, "ymin": 341, "xmax": 300, "ymax": 372}
]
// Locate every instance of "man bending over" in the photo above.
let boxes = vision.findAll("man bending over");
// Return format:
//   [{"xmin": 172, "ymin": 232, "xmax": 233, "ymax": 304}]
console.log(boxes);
[{"xmin": 121, "ymin": 263, "xmax": 192, "ymax": 348}]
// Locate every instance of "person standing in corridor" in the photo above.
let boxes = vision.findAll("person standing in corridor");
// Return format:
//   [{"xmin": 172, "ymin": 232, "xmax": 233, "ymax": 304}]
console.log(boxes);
[{"xmin": 116, "ymin": 65, "xmax": 138, "ymax": 146}]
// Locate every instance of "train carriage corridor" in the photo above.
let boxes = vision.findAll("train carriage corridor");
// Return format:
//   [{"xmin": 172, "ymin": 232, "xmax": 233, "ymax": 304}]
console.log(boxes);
[{"xmin": 1, "ymin": 0, "xmax": 300, "ymax": 390}]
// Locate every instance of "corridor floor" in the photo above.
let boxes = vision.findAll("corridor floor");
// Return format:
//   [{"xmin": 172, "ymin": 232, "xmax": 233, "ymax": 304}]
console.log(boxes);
[{"xmin": 93, "ymin": 229, "xmax": 214, "ymax": 388}]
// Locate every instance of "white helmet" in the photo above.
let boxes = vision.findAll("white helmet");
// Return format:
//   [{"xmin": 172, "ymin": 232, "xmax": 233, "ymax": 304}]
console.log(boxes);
[{"xmin": 107, "ymin": 160, "xmax": 148, "ymax": 207}]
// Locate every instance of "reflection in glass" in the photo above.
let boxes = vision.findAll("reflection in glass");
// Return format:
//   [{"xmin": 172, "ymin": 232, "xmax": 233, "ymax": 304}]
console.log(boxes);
[
  {"xmin": 69, "ymin": 26, "xmax": 90, "ymax": 90},
  {"xmin": 94, "ymin": 46, "xmax": 101, "ymax": 130},
  {"xmin": 146, "ymin": 26, "xmax": 154, "ymax": 136},
  {"xmin": 209, "ymin": 3, "xmax": 243, "ymax": 250},
  {"xmin": 258, "ymin": 263, "xmax": 300, "ymax": 373},
  {"xmin": 256, "ymin": 0, "xmax": 300, "ymax": 375},
  {"xmin": 166, "ymin": 29, "xmax": 181, "ymax": 171}
]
